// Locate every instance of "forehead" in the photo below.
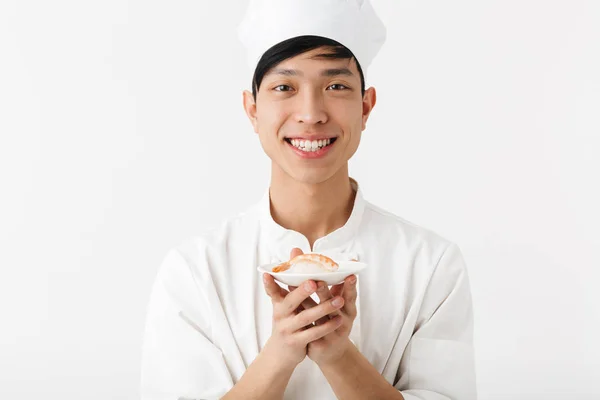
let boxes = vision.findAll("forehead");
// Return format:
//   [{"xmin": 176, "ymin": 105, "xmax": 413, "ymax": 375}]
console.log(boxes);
[{"xmin": 263, "ymin": 47, "xmax": 360, "ymax": 79}]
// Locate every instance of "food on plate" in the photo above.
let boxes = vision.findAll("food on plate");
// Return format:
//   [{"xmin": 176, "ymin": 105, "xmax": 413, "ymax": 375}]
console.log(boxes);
[{"xmin": 272, "ymin": 253, "xmax": 339, "ymax": 274}]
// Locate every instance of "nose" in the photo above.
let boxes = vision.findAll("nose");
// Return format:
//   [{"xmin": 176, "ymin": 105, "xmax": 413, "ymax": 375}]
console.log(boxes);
[{"xmin": 293, "ymin": 90, "xmax": 328, "ymax": 125}]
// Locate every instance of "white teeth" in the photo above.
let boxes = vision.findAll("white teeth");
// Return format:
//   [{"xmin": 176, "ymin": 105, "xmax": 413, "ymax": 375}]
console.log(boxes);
[{"xmin": 289, "ymin": 138, "xmax": 334, "ymax": 152}]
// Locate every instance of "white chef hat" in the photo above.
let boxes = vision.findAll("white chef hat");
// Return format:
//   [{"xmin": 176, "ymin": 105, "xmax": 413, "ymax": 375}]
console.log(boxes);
[{"xmin": 237, "ymin": 0, "xmax": 386, "ymax": 80}]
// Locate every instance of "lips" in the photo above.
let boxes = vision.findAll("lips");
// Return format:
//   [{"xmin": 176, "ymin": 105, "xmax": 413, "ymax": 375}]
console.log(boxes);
[
  {"xmin": 284, "ymin": 137, "xmax": 337, "ymax": 145},
  {"xmin": 284, "ymin": 136, "xmax": 337, "ymax": 141},
  {"xmin": 284, "ymin": 137, "xmax": 337, "ymax": 159}
]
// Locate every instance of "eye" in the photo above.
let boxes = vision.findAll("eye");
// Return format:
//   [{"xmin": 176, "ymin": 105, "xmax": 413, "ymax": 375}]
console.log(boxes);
[
  {"xmin": 327, "ymin": 84, "xmax": 349, "ymax": 91},
  {"xmin": 273, "ymin": 84, "xmax": 293, "ymax": 92}
]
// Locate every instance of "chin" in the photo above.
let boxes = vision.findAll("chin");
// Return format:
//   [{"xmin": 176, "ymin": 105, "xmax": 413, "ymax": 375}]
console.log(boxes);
[{"xmin": 287, "ymin": 168, "xmax": 339, "ymax": 185}]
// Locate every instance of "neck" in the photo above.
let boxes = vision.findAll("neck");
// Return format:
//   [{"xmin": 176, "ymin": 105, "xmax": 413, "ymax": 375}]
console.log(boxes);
[{"xmin": 268, "ymin": 165, "xmax": 356, "ymax": 250}]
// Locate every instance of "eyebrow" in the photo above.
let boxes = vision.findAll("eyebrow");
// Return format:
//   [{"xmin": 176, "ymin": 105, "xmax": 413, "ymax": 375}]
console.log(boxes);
[{"xmin": 266, "ymin": 67, "xmax": 354, "ymax": 78}]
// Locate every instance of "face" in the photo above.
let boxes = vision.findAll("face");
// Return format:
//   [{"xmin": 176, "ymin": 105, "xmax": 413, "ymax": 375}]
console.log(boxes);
[{"xmin": 243, "ymin": 47, "xmax": 377, "ymax": 185}]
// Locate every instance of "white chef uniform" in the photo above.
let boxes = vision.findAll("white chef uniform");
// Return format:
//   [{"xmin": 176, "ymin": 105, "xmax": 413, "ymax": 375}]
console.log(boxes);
[{"xmin": 140, "ymin": 178, "xmax": 477, "ymax": 399}]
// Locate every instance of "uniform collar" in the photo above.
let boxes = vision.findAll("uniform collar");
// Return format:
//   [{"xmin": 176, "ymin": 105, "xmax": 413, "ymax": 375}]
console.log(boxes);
[{"xmin": 258, "ymin": 177, "xmax": 366, "ymax": 263}]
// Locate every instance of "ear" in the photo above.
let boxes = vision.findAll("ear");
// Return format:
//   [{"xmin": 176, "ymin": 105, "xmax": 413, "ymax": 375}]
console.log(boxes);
[
  {"xmin": 361, "ymin": 87, "xmax": 377, "ymax": 131},
  {"xmin": 242, "ymin": 90, "xmax": 259, "ymax": 134}
]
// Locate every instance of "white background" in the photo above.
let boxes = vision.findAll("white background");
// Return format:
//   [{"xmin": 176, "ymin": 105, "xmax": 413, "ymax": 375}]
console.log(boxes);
[{"xmin": 1, "ymin": 1, "xmax": 598, "ymax": 399}]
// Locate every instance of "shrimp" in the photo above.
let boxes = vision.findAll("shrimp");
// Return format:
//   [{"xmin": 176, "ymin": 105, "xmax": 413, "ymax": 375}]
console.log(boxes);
[{"xmin": 272, "ymin": 253, "xmax": 339, "ymax": 273}]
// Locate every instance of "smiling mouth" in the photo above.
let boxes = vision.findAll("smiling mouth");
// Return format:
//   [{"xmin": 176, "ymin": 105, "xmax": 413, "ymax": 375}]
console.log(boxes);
[{"xmin": 284, "ymin": 137, "xmax": 338, "ymax": 152}]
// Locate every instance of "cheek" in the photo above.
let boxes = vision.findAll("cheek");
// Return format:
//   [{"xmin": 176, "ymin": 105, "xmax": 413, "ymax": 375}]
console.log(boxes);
[
  {"xmin": 256, "ymin": 110, "xmax": 287, "ymax": 152},
  {"xmin": 257, "ymin": 107, "xmax": 288, "ymax": 132},
  {"xmin": 334, "ymin": 102, "xmax": 364, "ymax": 134}
]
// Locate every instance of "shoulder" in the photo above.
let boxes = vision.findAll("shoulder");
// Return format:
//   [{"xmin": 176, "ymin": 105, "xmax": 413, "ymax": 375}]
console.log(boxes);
[
  {"xmin": 360, "ymin": 200, "xmax": 470, "ymax": 292},
  {"xmin": 363, "ymin": 201, "xmax": 457, "ymax": 255},
  {"xmin": 361, "ymin": 202, "xmax": 471, "ymax": 319},
  {"xmin": 153, "ymin": 206, "xmax": 260, "ymax": 313},
  {"xmin": 163, "ymin": 204, "xmax": 261, "ymax": 280}
]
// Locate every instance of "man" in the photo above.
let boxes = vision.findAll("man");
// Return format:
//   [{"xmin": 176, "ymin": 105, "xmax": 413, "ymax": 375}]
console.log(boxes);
[{"xmin": 140, "ymin": 1, "xmax": 477, "ymax": 399}]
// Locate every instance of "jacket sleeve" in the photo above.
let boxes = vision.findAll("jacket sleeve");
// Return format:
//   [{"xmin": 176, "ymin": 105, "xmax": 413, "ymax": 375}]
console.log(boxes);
[
  {"xmin": 395, "ymin": 243, "xmax": 478, "ymax": 400},
  {"xmin": 140, "ymin": 248, "xmax": 234, "ymax": 400}
]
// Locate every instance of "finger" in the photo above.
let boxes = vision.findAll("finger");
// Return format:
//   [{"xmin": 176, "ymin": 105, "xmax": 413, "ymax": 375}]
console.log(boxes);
[
  {"xmin": 289, "ymin": 285, "xmax": 319, "ymax": 311},
  {"xmin": 314, "ymin": 281, "xmax": 339, "ymax": 324},
  {"xmin": 263, "ymin": 273, "xmax": 287, "ymax": 302},
  {"xmin": 290, "ymin": 247, "xmax": 304, "ymax": 259},
  {"xmin": 291, "ymin": 296, "xmax": 345, "ymax": 331},
  {"xmin": 330, "ymin": 282, "xmax": 344, "ymax": 298},
  {"xmin": 278, "ymin": 280, "xmax": 317, "ymax": 318},
  {"xmin": 295, "ymin": 314, "xmax": 343, "ymax": 343},
  {"xmin": 293, "ymin": 305, "xmax": 312, "ymax": 330},
  {"xmin": 342, "ymin": 274, "xmax": 358, "ymax": 317}
]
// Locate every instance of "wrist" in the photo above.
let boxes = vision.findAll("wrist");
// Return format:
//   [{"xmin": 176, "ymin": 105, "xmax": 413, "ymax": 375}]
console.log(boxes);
[
  {"xmin": 316, "ymin": 338, "xmax": 356, "ymax": 371},
  {"xmin": 261, "ymin": 340, "xmax": 303, "ymax": 372}
]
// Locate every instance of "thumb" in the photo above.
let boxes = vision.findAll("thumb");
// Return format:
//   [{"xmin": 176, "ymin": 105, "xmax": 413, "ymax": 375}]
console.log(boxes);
[
  {"xmin": 290, "ymin": 247, "xmax": 304, "ymax": 259},
  {"xmin": 263, "ymin": 273, "xmax": 286, "ymax": 302}
]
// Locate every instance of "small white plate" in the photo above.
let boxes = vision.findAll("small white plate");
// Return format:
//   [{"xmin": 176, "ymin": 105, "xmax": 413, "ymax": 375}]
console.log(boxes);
[{"xmin": 257, "ymin": 261, "xmax": 368, "ymax": 286}]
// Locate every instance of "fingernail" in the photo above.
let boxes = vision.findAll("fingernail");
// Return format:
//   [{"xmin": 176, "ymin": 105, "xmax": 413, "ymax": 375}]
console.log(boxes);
[
  {"xmin": 332, "ymin": 297, "xmax": 343, "ymax": 307},
  {"xmin": 304, "ymin": 281, "xmax": 314, "ymax": 292},
  {"xmin": 349, "ymin": 276, "xmax": 357, "ymax": 285},
  {"xmin": 263, "ymin": 274, "xmax": 268, "ymax": 284}
]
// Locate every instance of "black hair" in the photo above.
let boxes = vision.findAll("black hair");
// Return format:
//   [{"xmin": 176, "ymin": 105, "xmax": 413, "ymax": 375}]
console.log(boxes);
[{"xmin": 251, "ymin": 35, "xmax": 366, "ymax": 99}]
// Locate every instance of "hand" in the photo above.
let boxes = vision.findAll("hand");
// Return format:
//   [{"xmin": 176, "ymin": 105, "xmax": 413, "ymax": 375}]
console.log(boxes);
[
  {"xmin": 262, "ymin": 248, "xmax": 345, "ymax": 369},
  {"xmin": 288, "ymin": 248, "xmax": 359, "ymax": 367},
  {"xmin": 308, "ymin": 275, "xmax": 357, "ymax": 367}
]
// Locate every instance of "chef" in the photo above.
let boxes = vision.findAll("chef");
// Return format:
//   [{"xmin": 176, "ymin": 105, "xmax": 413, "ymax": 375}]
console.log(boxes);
[{"xmin": 140, "ymin": 0, "xmax": 477, "ymax": 399}]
